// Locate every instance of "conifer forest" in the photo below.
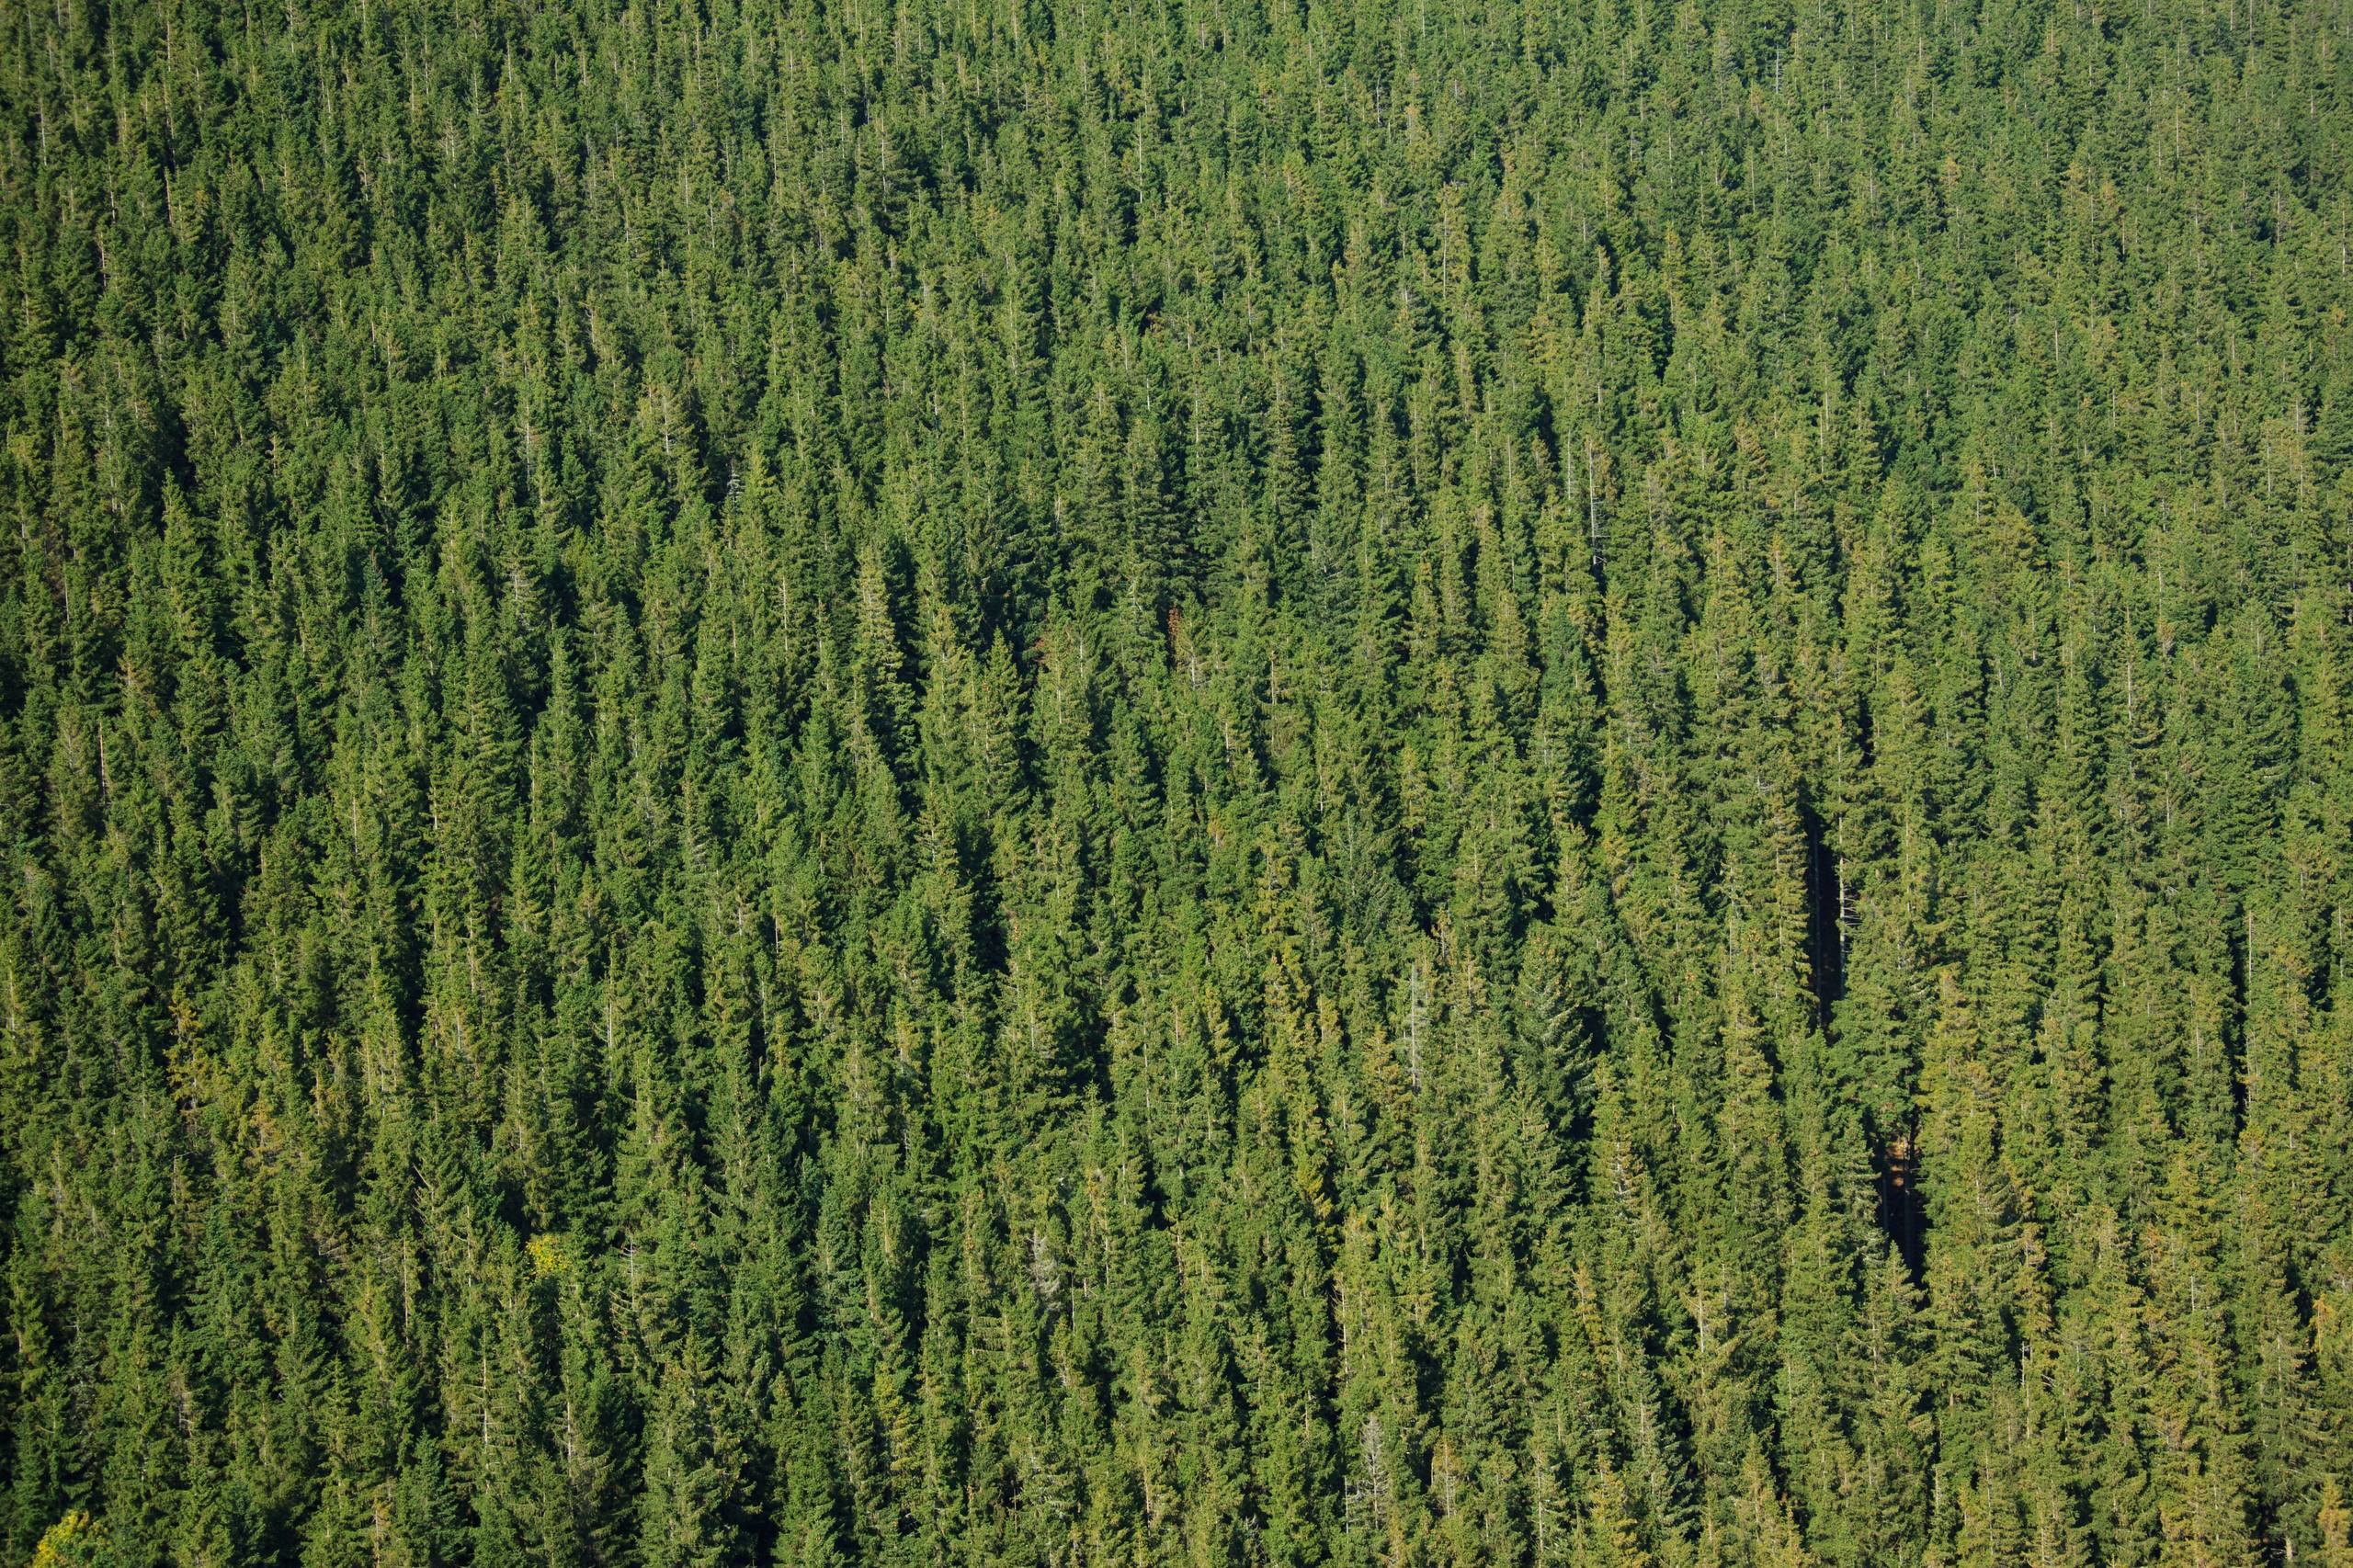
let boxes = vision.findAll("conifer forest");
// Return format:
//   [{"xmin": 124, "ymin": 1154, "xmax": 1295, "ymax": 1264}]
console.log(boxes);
[{"xmin": 4, "ymin": 0, "xmax": 2353, "ymax": 1562}]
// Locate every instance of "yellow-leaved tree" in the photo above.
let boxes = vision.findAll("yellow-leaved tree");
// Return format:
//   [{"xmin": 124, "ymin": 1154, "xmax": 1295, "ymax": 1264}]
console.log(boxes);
[{"xmin": 29, "ymin": 1513, "xmax": 107, "ymax": 1568}]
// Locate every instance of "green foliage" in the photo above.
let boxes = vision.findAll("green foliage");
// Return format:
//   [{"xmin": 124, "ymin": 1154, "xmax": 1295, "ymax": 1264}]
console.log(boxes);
[{"xmin": 1, "ymin": 0, "xmax": 2350, "ymax": 1562}]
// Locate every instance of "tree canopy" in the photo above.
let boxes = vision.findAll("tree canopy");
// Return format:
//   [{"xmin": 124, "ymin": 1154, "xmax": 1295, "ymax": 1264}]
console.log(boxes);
[{"xmin": 2, "ymin": 0, "xmax": 2351, "ymax": 1563}]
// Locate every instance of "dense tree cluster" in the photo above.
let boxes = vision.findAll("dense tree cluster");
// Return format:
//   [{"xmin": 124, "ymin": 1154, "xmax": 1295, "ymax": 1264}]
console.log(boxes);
[{"xmin": 3, "ymin": 0, "xmax": 2352, "ymax": 1562}]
